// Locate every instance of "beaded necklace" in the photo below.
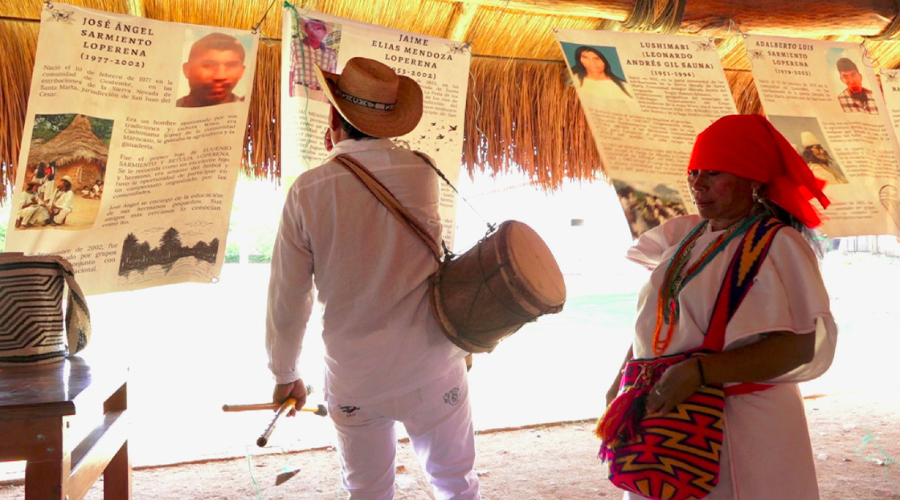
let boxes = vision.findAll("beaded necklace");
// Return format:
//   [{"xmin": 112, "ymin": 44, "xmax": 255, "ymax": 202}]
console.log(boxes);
[{"xmin": 652, "ymin": 214, "xmax": 762, "ymax": 356}]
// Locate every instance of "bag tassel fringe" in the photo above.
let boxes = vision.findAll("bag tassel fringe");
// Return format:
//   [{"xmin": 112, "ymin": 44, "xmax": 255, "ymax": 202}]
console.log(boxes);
[{"xmin": 595, "ymin": 387, "xmax": 649, "ymax": 461}]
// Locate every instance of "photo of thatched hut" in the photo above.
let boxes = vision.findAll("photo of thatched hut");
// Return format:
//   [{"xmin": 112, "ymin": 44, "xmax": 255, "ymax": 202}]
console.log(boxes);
[{"xmin": 17, "ymin": 113, "xmax": 112, "ymax": 231}]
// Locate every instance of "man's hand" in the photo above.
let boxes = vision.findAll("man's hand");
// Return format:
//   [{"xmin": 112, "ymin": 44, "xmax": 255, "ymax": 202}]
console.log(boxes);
[{"xmin": 272, "ymin": 378, "xmax": 308, "ymax": 417}]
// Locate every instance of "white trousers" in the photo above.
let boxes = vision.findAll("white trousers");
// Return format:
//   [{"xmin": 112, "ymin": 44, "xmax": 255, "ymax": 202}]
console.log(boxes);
[
  {"xmin": 53, "ymin": 207, "xmax": 72, "ymax": 224},
  {"xmin": 328, "ymin": 359, "xmax": 479, "ymax": 500}
]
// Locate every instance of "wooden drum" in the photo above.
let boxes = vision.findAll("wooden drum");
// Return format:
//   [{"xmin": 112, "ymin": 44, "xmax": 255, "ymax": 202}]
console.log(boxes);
[{"xmin": 429, "ymin": 220, "xmax": 566, "ymax": 353}]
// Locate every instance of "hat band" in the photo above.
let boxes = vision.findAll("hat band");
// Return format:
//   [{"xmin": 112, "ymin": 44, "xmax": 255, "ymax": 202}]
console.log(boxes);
[{"xmin": 335, "ymin": 87, "xmax": 396, "ymax": 111}]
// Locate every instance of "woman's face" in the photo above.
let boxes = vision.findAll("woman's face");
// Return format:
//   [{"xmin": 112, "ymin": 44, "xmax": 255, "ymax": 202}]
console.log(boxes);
[
  {"xmin": 580, "ymin": 51, "xmax": 607, "ymax": 79},
  {"xmin": 688, "ymin": 170, "xmax": 758, "ymax": 230}
]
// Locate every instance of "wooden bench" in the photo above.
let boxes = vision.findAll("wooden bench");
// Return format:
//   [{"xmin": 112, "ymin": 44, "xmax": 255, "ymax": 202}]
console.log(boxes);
[{"xmin": 0, "ymin": 356, "xmax": 130, "ymax": 499}]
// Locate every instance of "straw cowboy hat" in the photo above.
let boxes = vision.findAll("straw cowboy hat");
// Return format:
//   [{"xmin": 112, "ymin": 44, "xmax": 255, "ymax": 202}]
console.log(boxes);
[{"xmin": 314, "ymin": 57, "xmax": 423, "ymax": 138}]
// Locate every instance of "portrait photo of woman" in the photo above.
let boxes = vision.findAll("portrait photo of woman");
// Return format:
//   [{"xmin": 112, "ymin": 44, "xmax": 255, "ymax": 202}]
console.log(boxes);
[{"xmin": 570, "ymin": 46, "xmax": 633, "ymax": 101}]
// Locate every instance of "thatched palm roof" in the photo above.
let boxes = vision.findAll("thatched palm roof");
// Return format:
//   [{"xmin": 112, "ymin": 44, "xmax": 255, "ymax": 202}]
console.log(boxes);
[
  {"xmin": 3, "ymin": 0, "xmax": 900, "ymax": 203},
  {"xmin": 27, "ymin": 114, "xmax": 109, "ymax": 169}
]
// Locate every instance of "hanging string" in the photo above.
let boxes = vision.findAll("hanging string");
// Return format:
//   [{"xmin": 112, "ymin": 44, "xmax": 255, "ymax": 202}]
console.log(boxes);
[
  {"xmin": 244, "ymin": 445, "xmax": 264, "ymax": 500},
  {"xmin": 859, "ymin": 40, "xmax": 880, "ymax": 70},
  {"xmin": 251, "ymin": 0, "xmax": 280, "ymax": 34},
  {"xmin": 467, "ymin": 62, "xmax": 486, "ymax": 156},
  {"xmin": 286, "ymin": 2, "xmax": 316, "ymax": 171},
  {"xmin": 855, "ymin": 428, "xmax": 896, "ymax": 467},
  {"xmin": 727, "ymin": 18, "xmax": 747, "ymax": 38},
  {"xmin": 413, "ymin": 151, "xmax": 495, "ymax": 235}
]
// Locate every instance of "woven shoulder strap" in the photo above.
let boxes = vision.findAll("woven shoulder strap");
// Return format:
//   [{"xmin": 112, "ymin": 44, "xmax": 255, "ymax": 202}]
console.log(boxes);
[
  {"xmin": 701, "ymin": 217, "xmax": 786, "ymax": 352},
  {"xmin": 333, "ymin": 154, "xmax": 442, "ymax": 263}
]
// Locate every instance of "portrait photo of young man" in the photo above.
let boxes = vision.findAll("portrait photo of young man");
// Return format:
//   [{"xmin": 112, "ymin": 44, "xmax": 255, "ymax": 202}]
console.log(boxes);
[{"xmin": 176, "ymin": 32, "xmax": 248, "ymax": 108}]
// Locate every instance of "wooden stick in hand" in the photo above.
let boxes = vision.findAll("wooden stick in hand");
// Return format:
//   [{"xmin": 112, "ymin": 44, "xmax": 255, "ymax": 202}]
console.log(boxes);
[{"xmin": 257, "ymin": 397, "xmax": 296, "ymax": 447}]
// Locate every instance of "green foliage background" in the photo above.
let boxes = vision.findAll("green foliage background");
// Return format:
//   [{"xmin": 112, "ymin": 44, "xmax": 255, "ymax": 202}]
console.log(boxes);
[
  {"xmin": 32, "ymin": 114, "xmax": 114, "ymax": 145},
  {"xmin": 0, "ymin": 203, "xmax": 9, "ymax": 250}
]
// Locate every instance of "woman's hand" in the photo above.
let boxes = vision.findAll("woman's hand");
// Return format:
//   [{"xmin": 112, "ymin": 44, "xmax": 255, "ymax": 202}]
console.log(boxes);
[{"xmin": 645, "ymin": 358, "xmax": 702, "ymax": 416}]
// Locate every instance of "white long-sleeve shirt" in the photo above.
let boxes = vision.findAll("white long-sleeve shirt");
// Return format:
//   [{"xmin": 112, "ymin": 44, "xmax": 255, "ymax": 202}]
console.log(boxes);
[{"xmin": 266, "ymin": 138, "xmax": 466, "ymax": 406}]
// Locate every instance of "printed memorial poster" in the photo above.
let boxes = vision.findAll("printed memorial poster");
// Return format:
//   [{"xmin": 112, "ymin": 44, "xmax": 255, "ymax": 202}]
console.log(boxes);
[
  {"xmin": 746, "ymin": 34, "xmax": 900, "ymax": 237},
  {"xmin": 281, "ymin": 6, "xmax": 471, "ymax": 247},
  {"xmin": 873, "ymin": 68, "xmax": 900, "ymax": 234},
  {"xmin": 555, "ymin": 29, "xmax": 737, "ymax": 238},
  {"xmin": 5, "ymin": 3, "xmax": 258, "ymax": 294}
]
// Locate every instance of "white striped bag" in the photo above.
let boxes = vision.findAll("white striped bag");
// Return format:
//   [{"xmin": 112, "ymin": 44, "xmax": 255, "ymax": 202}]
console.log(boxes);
[{"xmin": 0, "ymin": 253, "xmax": 91, "ymax": 366}]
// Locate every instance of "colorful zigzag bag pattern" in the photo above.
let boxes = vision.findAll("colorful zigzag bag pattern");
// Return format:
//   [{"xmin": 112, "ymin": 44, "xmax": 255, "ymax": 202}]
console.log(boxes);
[{"xmin": 595, "ymin": 216, "xmax": 784, "ymax": 500}]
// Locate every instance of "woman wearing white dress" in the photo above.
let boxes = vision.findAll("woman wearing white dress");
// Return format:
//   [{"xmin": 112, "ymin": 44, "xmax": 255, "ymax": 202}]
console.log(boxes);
[{"xmin": 605, "ymin": 115, "xmax": 838, "ymax": 499}]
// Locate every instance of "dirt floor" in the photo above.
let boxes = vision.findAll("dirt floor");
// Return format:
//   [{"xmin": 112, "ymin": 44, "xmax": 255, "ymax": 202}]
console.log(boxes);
[{"xmin": 1, "ymin": 387, "xmax": 896, "ymax": 500}]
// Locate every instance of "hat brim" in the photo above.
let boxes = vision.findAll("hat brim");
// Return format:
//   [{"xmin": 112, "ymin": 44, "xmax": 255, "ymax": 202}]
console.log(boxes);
[{"xmin": 314, "ymin": 64, "xmax": 423, "ymax": 138}]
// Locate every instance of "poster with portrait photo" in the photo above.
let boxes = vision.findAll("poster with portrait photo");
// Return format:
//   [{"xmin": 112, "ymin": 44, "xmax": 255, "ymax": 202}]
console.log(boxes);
[
  {"xmin": 175, "ymin": 29, "xmax": 254, "ymax": 108},
  {"xmin": 555, "ymin": 30, "xmax": 735, "ymax": 238},
  {"xmin": 745, "ymin": 34, "xmax": 900, "ymax": 237},
  {"xmin": 288, "ymin": 15, "xmax": 342, "ymax": 101},
  {"xmin": 4, "ymin": 3, "xmax": 259, "ymax": 295},
  {"xmin": 875, "ymin": 68, "xmax": 900, "ymax": 232},
  {"xmin": 280, "ymin": 7, "xmax": 471, "ymax": 248}
]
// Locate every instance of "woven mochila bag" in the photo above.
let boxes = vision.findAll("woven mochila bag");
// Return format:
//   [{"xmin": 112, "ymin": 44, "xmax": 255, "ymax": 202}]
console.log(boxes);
[
  {"xmin": 0, "ymin": 253, "xmax": 91, "ymax": 366},
  {"xmin": 595, "ymin": 217, "xmax": 784, "ymax": 500}
]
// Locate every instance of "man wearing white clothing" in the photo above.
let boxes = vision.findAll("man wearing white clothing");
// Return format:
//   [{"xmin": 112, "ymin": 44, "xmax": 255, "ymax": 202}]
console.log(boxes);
[
  {"xmin": 266, "ymin": 57, "xmax": 479, "ymax": 500},
  {"xmin": 49, "ymin": 176, "xmax": 75, "ymax": 225}
]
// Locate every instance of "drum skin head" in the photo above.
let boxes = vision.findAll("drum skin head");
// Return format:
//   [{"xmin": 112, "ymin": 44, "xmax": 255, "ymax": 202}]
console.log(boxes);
[{"xmin": 505, "ymin": 221, "xmax": 566, "ymax": 307}]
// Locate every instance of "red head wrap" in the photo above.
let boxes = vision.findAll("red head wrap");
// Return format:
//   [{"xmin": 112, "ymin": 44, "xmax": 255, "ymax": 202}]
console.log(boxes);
[{"xmin": 687, "ymin": 114, "xmax": 831, "ymax": 228}]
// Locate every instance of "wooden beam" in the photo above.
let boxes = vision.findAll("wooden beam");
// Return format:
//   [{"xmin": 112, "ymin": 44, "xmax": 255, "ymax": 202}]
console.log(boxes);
[
  {"xmin": 453, "ymin": 0, "xmax": 632, "ymax": 19},
  {"xmin": 681, "ymin": 0, "xmax": 899, "ymax": 37},
  {"xmin": 4, "ymin": 1, "xmax": 899, "ymax": 38},
  {"xmin": 450, "ymin": 3, "xmax": 481, "ymax": 42},
  {"xmin": 452, "ymin": 0, "xmax": 899, "ymax": 37}
]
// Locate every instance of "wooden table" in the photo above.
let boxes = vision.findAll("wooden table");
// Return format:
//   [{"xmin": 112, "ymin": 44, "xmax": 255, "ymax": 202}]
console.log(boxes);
[{"xmin": 0, "ymin": 356, "xmax": 130, "ymax": 499}]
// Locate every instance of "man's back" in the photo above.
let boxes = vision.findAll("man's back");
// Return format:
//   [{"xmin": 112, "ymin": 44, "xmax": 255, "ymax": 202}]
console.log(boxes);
[{"xmin": 269, "ymin": 138, "xmax": 463, "ymax": 406}]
